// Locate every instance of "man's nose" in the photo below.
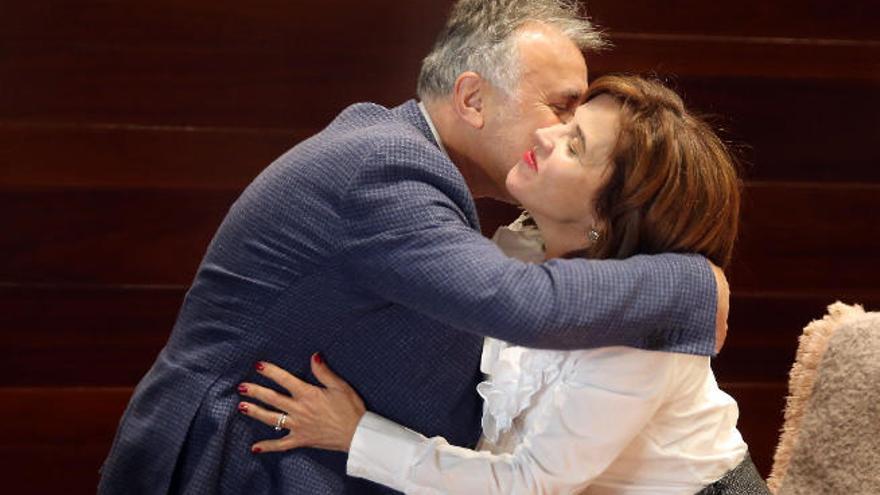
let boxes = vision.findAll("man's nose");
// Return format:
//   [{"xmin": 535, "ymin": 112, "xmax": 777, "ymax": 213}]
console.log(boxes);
[{"xmin": 558, "ymin": 111, "xmax": 575, "ymax": 124}]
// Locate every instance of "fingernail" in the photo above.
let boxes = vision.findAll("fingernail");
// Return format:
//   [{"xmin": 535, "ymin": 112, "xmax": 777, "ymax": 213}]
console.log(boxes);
[
  {"xmin": 255, "ymin": 362, "xmax": 265, "ymax": 371},
  {"xmin": 238, "ymin": 402, "xmax": 249, "ymax": 413},
  {"xmin": 313, "ymin": 353, "xmax": 323, "ymax": 365},
  {"xmin": 252, "ymin": 446, "xmax": 262, "ymax": 453},
  {"xmin": 238, "ymin": 384, "xmax": 248, "ymax": 394}
]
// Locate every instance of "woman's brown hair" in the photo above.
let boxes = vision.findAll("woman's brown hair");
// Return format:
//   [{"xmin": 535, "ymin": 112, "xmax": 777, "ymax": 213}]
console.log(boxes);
[{"xmin": 585, "ymin": 75, "xmax": 741, "ymax": 269}]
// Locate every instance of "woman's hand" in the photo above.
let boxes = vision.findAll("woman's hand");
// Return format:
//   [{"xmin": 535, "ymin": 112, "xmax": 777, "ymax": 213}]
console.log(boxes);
[
  {"xmin": 237, "ymin": 354, "xmax": 366, "ymax": 453},
  {"xmin": 710, "ymin": 262, "xmax": 729, "ymax": 354}
]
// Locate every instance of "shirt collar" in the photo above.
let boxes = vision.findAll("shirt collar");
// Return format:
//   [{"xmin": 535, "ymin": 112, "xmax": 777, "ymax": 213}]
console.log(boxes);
[{"xmin": 417, "ymin": 101, "xmax": 449, "ymax": 157}]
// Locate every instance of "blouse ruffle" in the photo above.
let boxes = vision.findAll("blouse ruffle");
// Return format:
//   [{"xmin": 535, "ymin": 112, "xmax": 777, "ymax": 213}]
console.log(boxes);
[{"xmin": 477, "ymin": 338, "xmax": 565, "ymax": 444}]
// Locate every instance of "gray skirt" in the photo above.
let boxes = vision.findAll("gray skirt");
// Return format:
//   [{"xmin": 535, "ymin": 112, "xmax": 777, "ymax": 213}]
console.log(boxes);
[{"xmin": 696, "ymin": 453, "xmax": 771, "ymax": 495}]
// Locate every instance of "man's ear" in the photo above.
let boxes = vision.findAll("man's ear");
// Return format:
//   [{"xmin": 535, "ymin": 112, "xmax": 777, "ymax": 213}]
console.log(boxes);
[{"xmin": 452, "ymin": 72, "xmax": 486, "ymax": 129}]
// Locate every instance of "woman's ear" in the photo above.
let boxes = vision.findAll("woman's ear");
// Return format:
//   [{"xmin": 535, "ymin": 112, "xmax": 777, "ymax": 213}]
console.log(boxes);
[{"xmin": 452, "ymin": 72, "xmax": 486, "ymax": 129}]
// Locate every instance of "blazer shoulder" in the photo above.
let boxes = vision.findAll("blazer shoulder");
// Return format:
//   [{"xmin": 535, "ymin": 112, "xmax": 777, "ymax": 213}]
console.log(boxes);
[{"xmin": 327, "ymin": 104, "xmax": 461, "ymax": 185}]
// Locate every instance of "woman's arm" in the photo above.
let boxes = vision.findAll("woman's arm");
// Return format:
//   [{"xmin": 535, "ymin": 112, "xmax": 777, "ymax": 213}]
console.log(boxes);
[{"xmin": 239, "ymin": 349, "xmax": 675, "ymax": 494}]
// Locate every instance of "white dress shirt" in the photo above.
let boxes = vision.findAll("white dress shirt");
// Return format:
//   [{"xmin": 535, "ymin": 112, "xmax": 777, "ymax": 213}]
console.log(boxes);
[{"xmin": 346, "ymin": 218, "xmax": 747, "ymax": 494}]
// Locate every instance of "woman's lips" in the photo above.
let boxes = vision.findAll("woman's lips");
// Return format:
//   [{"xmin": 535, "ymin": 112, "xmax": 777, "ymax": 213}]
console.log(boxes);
[{"xmin": 523, "ymin": 149, "xmax": 538, "ymax": 171}]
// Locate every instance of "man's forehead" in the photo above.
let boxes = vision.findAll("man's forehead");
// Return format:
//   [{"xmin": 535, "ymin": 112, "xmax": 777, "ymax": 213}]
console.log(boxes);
[{"xmin": 512, "ymin": 26, "xmax": 588, "ymax": 100}]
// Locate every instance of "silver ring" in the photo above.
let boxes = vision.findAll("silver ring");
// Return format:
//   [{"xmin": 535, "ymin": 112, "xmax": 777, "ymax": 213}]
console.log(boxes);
[{"xmin": 274, "ymin": 412, "xmax": 287, "ymax": 431}]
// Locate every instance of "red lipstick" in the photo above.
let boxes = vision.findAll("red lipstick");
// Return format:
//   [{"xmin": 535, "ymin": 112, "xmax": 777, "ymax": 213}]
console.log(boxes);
[{"xmin": 523, "ymin": 149, "xmax": 538, "ymax": 171}]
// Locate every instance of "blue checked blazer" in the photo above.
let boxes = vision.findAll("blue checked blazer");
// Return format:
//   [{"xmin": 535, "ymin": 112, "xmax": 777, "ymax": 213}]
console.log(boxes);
[{"xmin": 98, "ymin": 100, "xmax": 718, "ymax": 494}]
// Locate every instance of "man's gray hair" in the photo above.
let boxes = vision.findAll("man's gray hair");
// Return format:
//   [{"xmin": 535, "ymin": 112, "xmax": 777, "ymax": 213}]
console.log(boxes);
[{"xmin": 417, "ymin": 0, "xmax": 607, "ymax": 101}]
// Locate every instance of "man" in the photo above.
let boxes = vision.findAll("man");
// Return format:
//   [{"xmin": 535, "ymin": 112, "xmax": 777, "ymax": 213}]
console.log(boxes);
[{"xmin": 99, "ymin": 1, "xmax": 729, "ymax": 493}]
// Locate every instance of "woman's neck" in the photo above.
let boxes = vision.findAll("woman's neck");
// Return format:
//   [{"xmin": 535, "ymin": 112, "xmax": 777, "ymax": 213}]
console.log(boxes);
[{"xmin": 531, "ymin": 215, "xmax": 592, "ymax": 260}]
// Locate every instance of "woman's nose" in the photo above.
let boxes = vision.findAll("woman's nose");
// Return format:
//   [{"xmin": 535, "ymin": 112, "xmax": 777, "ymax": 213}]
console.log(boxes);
[{"xmin": 534, "ymin": 126, "xmax": 557, "ymax": 151}]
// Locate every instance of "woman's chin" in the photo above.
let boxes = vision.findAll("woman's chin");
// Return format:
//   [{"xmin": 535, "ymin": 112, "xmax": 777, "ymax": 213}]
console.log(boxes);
[{"xmin": 504, "ymin": 175, "xmax": 529, "ymax": 207}]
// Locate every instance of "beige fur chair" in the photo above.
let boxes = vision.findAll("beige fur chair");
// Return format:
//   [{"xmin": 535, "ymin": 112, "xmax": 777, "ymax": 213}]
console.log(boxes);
[{"xmin": 767, "ymin": 302, "xmax": 880, "ymax": 494}]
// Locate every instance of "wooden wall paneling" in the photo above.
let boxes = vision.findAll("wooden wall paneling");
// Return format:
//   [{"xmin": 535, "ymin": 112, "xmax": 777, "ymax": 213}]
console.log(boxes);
[
  {"xmin": 721, "ymin": 382, "xmax": 788, "ymax": 477},
  {"xmin": 590, "ymin": 35, "xmax": 880, "ymax": 81},
  {"xmin": 0, "ymin": 123, "xmax": 305, "ymax": 189},
  {"xmin": 2, "ymin": 445, "xmax": 107, "ymax": 495},
  {"xmin": 0, "ymin": 382, "xmax": 784, "ymax": 494},
  {"xmin": 4, "ymin": 0, "xmax": 875, "ymax": 47},
  {"xmin": 0, "ymin": 387, "xmax": 131, "ymax": 495},
  {"xmin": 0, "ymin": 0, "xmax": 450, "ymax": 127},
  {"xmin": 2, "ymin": 44, "xmax": 873, "ymax": 127},
  {"xmin": 1, "ymin": 387, "xmax": 130, "ymax": 444},
  {"xmin": 2, "ymin": 0, "xmax": 876, "ymax": 491},
  {"xmin": 479, "ymin": 183, "xmax": 880, "ymax": 296},
  {"xmin": 734, "ymin": 183, "xmax": 880, "ymax": 295},
  {"xmin": 2, "ymin": 188, "xmax": 232, "ymax": 285},
  {"xmin": 2, "ymin": 2, "xmax": 877, "ymax": 127},
  {"xmin": 6, "ymin": 286, "xmax": 877, "ymax": 387},
  {"xmin": 3, "ymin": 76, "xmax": 879, "ymax": 190},
  {"xmin": 5, "ymin": 184, "xmax": 878, "ymax": 289},
  {"xmin": 667, "ymin": 78, "xmax": 880, "ymax": 183},
  {"xmin": 4, "ymin": 39, "xmax": 873, "ymax": 127},
  {"xmin": 711, "ymin": 294, "xmax": 880, "ymax": 382},
  {"xmin": 0, "ymin": 285, "xmax": 182, "ymax": 386},
  {"xmin": 586, "ymin": 0, "xmax": 880, "ymax": 40}
]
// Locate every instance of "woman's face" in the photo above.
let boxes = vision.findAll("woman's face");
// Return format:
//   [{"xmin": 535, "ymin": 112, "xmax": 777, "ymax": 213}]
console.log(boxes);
[{"xmin": 505, "ymin": 94, "xmax": 621, "ymax": 228}]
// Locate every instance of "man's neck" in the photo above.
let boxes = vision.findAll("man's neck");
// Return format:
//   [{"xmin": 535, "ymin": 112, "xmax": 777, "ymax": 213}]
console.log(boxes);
[{"xmin": 421, "ymin": 99, "xmax": 505, "ymax": 200}]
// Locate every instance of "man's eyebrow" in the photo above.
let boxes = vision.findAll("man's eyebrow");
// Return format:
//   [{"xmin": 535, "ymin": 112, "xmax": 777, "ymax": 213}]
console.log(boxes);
[{"xmin": 559, "ymin": 89, "xmax": 583, "ymax": 102}]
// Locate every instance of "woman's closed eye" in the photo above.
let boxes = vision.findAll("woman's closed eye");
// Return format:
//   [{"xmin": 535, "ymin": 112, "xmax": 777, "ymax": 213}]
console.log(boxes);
[
  {"xmin": 567, "ymin": 122, "xmax": 589, "ymax": 161},
  {"xmin": 567, "ymin": 133, "xmax": 583, "ymax": 157}
]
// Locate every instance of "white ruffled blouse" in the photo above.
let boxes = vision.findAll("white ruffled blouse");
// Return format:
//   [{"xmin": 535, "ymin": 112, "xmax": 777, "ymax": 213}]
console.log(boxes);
[{"xmin": 346, "ymin": 217, "xmax": 747, "ymax": 494}]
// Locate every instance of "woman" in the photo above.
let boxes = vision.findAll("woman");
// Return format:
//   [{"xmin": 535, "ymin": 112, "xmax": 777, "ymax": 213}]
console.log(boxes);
[{"xmin": 236, "ymin": 76, "xmax": 770, "ymax": 494}]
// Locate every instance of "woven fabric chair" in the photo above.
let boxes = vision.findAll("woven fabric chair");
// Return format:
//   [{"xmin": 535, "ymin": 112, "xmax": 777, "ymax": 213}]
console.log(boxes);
[{"xmin": 768, "ymin": 302, "xmax": 880, "ymax": 494}]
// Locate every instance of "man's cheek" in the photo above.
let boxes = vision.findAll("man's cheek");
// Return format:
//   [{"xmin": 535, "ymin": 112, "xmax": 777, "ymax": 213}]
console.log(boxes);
[{"xmin": 543, "ymin": 113, "xmax": 564, "ymax": 126}]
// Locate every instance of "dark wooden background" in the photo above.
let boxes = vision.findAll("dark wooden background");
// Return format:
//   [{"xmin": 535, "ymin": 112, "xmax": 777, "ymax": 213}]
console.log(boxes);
[{"xmin": 2, "ymin": 1, "xmax": 878, "ymax": 492}]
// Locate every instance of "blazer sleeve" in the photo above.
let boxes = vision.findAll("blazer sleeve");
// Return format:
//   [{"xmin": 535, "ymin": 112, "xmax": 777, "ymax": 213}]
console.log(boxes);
[{"xmin": 339, "ymin": 147, "xmax": 718, "ymax": 355}]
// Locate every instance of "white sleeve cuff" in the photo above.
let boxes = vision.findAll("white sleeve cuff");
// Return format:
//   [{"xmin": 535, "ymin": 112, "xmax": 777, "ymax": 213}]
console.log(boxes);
[{"xmin": 346, "ymin": 411, "xmax": 427, "ymax": 491}]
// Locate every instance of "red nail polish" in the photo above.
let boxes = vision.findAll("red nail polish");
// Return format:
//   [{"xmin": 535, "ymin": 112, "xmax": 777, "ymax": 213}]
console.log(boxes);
[
  {"xmin": 238, "ymin": 384, "xmax": 248, "ymax": 394},
  {"xmin": 313, "ymin": 353, "xmax": 323, "ymax": 365},
  {"xmin": 238, "ymin": 403, "xmax": 249, "ymax": 413},
  {"xmin": 252, "ymin": 446, "xmax": 262, "ymax": 453},
  {"xmin": 255, "ymin": 362, "xmax": 265, "ymax": 371}
]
